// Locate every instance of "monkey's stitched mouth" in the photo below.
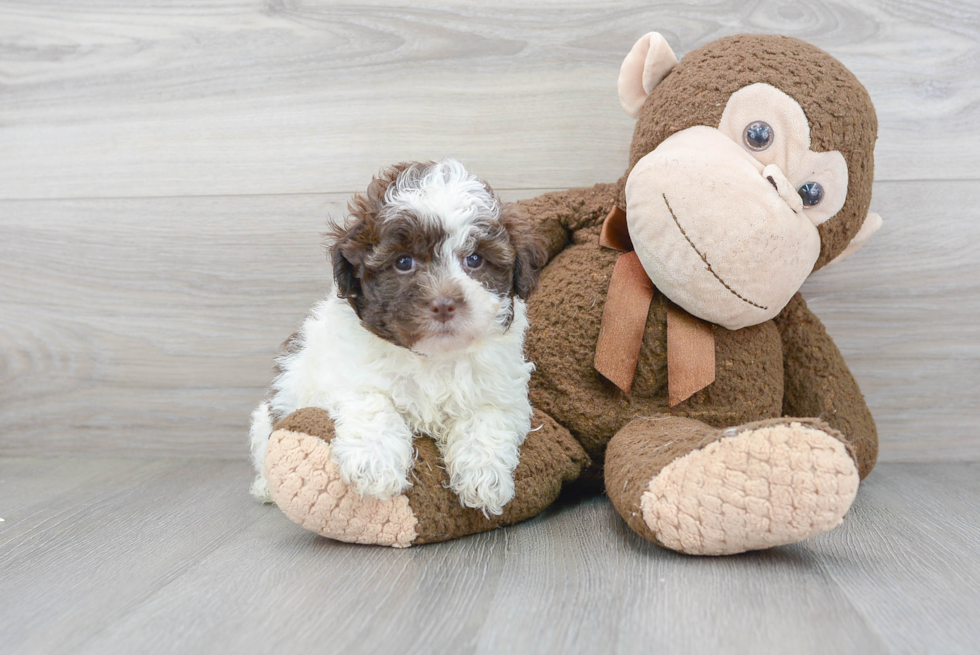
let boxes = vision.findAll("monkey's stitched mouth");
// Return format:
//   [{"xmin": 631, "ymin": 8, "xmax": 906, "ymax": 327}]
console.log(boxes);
[{"xmin": 661, "ymin": 193, "xmax": 768, "ymax": 311}]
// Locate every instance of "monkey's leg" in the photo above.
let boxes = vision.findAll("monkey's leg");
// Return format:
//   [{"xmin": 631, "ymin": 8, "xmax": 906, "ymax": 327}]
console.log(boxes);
[
  {"xmin": 264, "ymin": 407, "xmax": 589, "ymax": 547},
  {"xmin": 605, "ymin": 416, "xmax": 859, "ymax": 555},
  {"xmin": 774, "ymin": 293, "xmax": 879, "ymax": 478}
]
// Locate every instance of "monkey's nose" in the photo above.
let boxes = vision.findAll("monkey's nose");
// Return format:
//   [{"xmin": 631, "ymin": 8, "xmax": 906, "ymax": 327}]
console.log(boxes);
[
  {"xmin": 762, "ymin": 164, "xmax": 804, "ymax": 214},
  {"xmin": 429, "ymin": 298, "xmax": 457, "ymax": 323}
]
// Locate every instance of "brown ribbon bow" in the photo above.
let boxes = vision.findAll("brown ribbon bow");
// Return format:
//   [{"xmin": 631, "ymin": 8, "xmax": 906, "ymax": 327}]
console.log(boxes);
[{"xmin": 594, "ymin": 205, "xmax": 716, "ymax": 406}]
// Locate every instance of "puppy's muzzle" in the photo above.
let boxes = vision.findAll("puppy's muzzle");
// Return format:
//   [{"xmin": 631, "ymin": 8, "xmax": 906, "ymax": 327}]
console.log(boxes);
[{"xmin": 429, "ymin": 298, "xmax": 457, "ymax": 324}]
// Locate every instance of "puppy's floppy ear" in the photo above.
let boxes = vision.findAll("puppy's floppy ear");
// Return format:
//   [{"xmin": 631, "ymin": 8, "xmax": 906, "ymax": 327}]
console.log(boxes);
[
  {"xmin": 329, "ymin": 221, "xmax": 364, "ymax": 301},
  {"xmin": 328, "ymin": 178, "xmax": 387, "ymax": 303},
  {"xmin": 501, "ymin": 203, "xmax": 548, "ymax": 300}
]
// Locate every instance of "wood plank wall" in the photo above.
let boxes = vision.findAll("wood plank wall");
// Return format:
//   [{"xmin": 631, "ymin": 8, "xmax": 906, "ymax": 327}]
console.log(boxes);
[{"xmin": 1, "ymin": 0, "xmax": 978, "ymax": 459}]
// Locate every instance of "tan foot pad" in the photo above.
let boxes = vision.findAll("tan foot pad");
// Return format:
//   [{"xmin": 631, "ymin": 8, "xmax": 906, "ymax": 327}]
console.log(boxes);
[
  {"xmin": 264, "ymin": 429, "xmax": 419, "ymax": 548},
  {"xmin": 640, "ymin": 422, "xmax": 859, "ymax": 555}
]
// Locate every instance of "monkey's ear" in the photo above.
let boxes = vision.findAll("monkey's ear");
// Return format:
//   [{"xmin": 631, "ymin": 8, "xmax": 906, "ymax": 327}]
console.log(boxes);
[
  {"xmin": 618, "ymin": 32, "xmax": 678, "ymax": 118},
  {"xmin": 829, "ymin": 212, "xmax": 883, "ymax": 266}
]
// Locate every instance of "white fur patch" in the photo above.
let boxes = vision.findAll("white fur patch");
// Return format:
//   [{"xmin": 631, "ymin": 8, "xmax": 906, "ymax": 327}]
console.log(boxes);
[
  {"xmin": 383, "ymin": 159, "xmax": 499, "ymax": 233},
  {"xmin": 248, "ymin": 402, "xmax": 274, "ymax": 502}
]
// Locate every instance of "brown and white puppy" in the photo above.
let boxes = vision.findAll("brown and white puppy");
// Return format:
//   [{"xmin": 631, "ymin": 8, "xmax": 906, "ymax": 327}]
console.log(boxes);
[{"xmin": 249, "ymin": 160, "xmax": 546, "ymax": 516}]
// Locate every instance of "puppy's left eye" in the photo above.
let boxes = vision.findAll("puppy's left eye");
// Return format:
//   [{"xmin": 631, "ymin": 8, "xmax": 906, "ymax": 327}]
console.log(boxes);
[
  {"xmin": 394, "ymin": 255, "xmax": 415, "ymax": 272},
  {"xmin": 463, "ymin": 254, "xmax": 483, "ymax": 269}
]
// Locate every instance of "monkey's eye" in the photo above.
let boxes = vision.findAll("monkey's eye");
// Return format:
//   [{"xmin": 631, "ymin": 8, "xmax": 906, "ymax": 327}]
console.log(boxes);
[
  {"xmin": 797, "ymin": 182, "xmax": 824, "ymax": 207},
  {"xmin": 394, "ymin": 255, "xmax": 415, "ymax": 272},
  {"xmin": 743, "ymin": 121, "xmax": 773, "ymax": 151},
  {"xmin": 464, "ymin": 253, "xmax": 484, "ymax": 269}
]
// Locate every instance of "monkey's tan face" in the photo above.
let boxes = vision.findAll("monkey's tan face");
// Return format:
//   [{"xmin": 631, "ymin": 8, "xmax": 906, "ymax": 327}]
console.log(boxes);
[{"xmin": 625, "ymin": 83, "xmax": 849, "ymax": 330}]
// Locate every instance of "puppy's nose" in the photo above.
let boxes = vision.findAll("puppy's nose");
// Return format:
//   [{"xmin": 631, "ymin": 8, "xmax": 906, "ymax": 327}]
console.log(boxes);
[{"xmin": 429, "ymin": 298, "xmax": 456, "ymax": 323}]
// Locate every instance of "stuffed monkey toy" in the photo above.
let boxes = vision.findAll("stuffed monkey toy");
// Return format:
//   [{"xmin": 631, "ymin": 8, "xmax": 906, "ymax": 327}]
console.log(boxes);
[{"xmin": 262, "ymin": 32, "xmax": 882, "ymax": 554}]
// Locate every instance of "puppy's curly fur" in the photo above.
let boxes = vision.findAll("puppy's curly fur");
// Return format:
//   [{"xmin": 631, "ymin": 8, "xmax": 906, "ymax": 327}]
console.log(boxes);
[{"xmin": 249, "ymin": 160, "xmax": 547, "ymax": 515}]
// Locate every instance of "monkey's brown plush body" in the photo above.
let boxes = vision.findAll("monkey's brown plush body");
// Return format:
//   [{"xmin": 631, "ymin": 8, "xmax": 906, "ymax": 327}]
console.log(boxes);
[
  {"xmin": 263, "ymin": 33, "xmax": 881, "ymax": 554},
  {"xmin": 522, "ymin": 189, "xmax": 877, "ymax": 553}
]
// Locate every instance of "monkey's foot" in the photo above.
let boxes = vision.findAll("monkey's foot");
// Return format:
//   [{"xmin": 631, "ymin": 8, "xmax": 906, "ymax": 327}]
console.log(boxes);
[
  {"xmin": 264, "ymin": 407, "xmax": 589, "ymax": 547},
  {"xmin": 640, "ymin": 419, "xmax": 859, "ymax": 555}
]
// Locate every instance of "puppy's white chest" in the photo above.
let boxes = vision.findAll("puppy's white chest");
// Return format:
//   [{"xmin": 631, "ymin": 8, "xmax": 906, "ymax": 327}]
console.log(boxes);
[{"xmin": 387, "ymin": 359, "xmax": 479, "ymax": 438}]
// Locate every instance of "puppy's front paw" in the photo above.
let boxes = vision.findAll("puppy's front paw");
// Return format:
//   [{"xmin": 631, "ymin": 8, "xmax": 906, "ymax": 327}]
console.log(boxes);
[
  {"xmin": 449, "ymin": 461, "xmax": 517, "ymax": 516},
  {"xmin": 332, "ymin": 435, "xmax": 413, "ymax": 499}
]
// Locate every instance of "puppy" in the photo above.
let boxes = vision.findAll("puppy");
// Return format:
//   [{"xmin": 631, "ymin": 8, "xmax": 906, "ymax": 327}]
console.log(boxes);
[{"xmin": 249, "ymin": 159, "xmax": 547, "ymax": 515}]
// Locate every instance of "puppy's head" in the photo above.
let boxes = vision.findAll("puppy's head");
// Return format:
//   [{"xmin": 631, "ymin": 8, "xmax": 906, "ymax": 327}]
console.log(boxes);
[{"xmin": 329, "ymin": 159, "xmax": 547, "ymax": 355}]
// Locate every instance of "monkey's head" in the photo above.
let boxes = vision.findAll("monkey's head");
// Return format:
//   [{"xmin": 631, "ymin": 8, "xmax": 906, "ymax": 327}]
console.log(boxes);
[{"xmin": 612, "ymin": 33, "xmax": 881, "ymax": 330}]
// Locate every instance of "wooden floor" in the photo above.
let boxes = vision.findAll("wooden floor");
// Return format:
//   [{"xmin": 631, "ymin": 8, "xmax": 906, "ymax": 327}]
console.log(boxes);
[{"xmin": 1, "ymin": 458, "xmax": 978, "ymax": 655}]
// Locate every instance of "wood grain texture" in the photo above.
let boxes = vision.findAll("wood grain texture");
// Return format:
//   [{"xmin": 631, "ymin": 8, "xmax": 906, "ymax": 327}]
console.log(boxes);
[
  {"xmin": 811, "ymin": 463, "xmax": 980, "ymax": 654},
  {"xmin": 1, "ymin": 0, "xmax": 979, "ymax": 200},
  {"xmin": 0, "ymin": 194, "xmax": 334, "ymax": 457},
  {"xmin": 0, "ymin": 188, "xmax": 539, "ymax": 456},
  {"xmin": 2, "ymin": 182, "xmax": 976, "ymax": 459},
  {"xmin": 0, "ymin": 458, "xmax": 268, "ymax": 654},
  {"xmin": 0, "ymin": 458, "xmax": 977, "ymax": 654}
]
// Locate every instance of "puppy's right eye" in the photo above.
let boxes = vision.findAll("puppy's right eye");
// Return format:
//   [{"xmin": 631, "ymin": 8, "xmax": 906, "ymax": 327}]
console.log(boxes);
[{"xmin": 394, "ymin": 255, "xmax": 415, "ymax": 272}]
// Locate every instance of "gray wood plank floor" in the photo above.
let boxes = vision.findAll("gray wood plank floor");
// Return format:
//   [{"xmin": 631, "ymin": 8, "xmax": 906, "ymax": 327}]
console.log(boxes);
[{"xmin": 1, "ymin": 458, "xmax": 977, "ymax": 655}]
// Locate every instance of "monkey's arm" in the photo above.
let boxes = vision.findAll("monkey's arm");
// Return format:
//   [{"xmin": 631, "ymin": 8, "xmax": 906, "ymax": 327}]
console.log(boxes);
[
  {"xmin": 772, "ymin": 293, "xmax": 878, "ymax": 479},
  {"xmin": 514, "ymin": 181, "xmax": 624, "ymax": 264}
]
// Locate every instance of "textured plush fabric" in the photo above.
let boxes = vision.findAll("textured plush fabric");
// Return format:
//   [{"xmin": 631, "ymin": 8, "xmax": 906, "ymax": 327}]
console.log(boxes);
[
  {"xmin": 604, "ymin": 416, "xmax": 721, "ymax": 545},
  {"xmin": 408, "ymin": 409, "xmax": 590, "ymax": 544},
  {"xmin": 626, "ymin": 34, "xmax": 877, "ymax": 271},
  {"xmin": 641, "ymin": 420, "xmax": 859, "ymax": 555},
  {"xmin": 525, "ymin": 233, "xmax": 786, "ymax": 467},
  {"xmin": 624, "ymin": 125, "xmax": 824, "ymax": 329},
  {"xmin": 604, "ymin": 416, "xmax": 859, "ymax": 554},
  {"xmin": 832, "ymin": 212, "xmax": 882, "ymax": 265},
  {"xmin": 265, "ymin": 426, "xmax": 419, "ymax": 548},
  {"xmin": 773, "ymin": 294, "xmax": 878, "ymax": 478},
  {"xmin": 273, "ymin": 406, "xmax": 337, "ymax": 437},
  {"xmin": 595, "ymin": 210, "xmax": 717, "ymax": 402},
  {"xmin": 514, "ymin": 182, "xmax": 626, "ymax": 262},
  {"xmin": 265, "ymin": 407, "xmax": 590, "ymax": 546}
]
